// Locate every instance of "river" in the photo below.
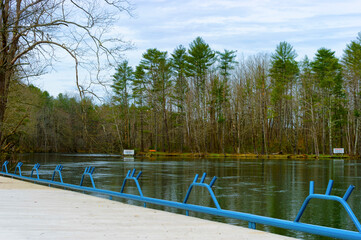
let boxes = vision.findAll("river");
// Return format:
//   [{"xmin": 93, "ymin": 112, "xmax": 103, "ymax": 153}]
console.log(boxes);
[{"xmin": 9, "ymin": 153, "xmax": 361, "ymax": 239}]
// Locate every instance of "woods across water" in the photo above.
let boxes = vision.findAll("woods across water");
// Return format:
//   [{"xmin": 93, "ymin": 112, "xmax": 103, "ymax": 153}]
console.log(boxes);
[{"xmin": 2, "ymin": 34, "xmax": 361, "ymax": 156}]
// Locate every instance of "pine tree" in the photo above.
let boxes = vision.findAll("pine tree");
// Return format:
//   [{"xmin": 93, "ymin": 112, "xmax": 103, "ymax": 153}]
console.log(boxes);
[
  {"xmin": 269, "ymin": 42, "xmax": 299, "ymax": 152},
  {"xmin": 312, "ymin": 48, "xmax": 344, "ymax": 155},
  {"xmin": 171, "ymin": 45, "xmax": 188, "ymax": 152},
  {"xmin": 111, "ymin": 60, "xmax": 134, "ymax": 148},
  {"xmin": 133, "ymin": 65, "xmax": 147, "ymax": 152},
  {"xmin": 140, "ymin": 48, "xmax": 172, "ymax": 151},
  {"xmin": 216, "ymin": 49, "xmax": 237, "ymax": 154},
  {"xmin": 186, "ymin": 37, "xmax": 215, "ymax": 98},
  {"xmin": 186, "ymin": 37, "xmax": 215, "ymax": 152}
]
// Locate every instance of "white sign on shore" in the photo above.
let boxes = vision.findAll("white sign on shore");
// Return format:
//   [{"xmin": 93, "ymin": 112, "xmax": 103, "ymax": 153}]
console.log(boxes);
[
  {"xmin": 333, "ymin": 148, "xmax": 344, "ymax": 154},
  {"xmin": 123, "ymin": 149, "xmax": 135, "ymax": 155}
]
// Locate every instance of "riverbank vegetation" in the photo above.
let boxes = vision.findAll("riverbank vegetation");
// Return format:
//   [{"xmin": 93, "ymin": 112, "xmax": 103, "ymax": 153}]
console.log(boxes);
[{"xmin": 2, "ymin": 33, "xmax": 361, "ymax": 157}]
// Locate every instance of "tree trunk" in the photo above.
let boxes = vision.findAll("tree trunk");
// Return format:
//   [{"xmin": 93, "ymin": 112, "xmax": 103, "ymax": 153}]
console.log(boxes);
[
  {"xmin": 329, "ymin": 102, "xmax": 333, "ymax": 156},
  {"xmin": 0, "ymin": 68, "xmax": 12, "ymax": 146},
  {"xmin": 140, "ymin": 109, "xmax": 144, "ymax": 152},
  {"xmin": 310, "ymin": 98, "xmax": 319, "ymax": 156}
]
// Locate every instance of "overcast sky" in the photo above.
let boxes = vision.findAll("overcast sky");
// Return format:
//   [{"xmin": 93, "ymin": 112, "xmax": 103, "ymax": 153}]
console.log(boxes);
[{"xmin": 35, "ymin": 0, "xmax": 361, "ymax": 98}]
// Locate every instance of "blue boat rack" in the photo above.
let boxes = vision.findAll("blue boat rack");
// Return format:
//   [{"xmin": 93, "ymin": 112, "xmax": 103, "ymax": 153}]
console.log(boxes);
[{"xmin": 1, "ymin": 161, "xmax": 361, "ymax": 240}]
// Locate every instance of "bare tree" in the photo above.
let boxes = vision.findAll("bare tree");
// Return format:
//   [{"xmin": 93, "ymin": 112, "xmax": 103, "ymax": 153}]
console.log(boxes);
[{"xmin": 0, "ymin": 0, "xmax": 133, "ymax": 148}]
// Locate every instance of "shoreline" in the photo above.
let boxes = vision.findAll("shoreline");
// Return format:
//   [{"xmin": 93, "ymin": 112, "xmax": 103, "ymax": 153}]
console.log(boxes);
[
  {"xmin": 137, "ymin": 152, "xmax": 352, "ymax": 159},
  {"xmin": 2, "ymin": 151, "xmax": 354, "ymax": 160}
]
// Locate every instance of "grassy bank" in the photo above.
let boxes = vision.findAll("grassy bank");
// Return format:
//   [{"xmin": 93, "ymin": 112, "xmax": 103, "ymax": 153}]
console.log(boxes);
[{"xmin": 137, "ymin": 151, "xmax": 352, "ymax": 159}]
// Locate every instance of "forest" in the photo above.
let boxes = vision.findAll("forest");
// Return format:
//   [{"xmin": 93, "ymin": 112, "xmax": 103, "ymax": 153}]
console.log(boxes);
[{"xmin": 1, "ymin": 33, "xmax": 361, "ymax": 156}]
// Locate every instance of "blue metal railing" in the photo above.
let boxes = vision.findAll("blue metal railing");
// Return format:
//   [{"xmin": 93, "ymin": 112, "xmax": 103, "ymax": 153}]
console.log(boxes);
[
  {"xmin": 295, "ymin": 180, "xmax": 361, "ymax": 232},
  {"xmin": 79, "ymin": 166, "xmax": 96, "ymax": 188},
  {"xmin": 1, "ymin": 161, "xmax": 361, "ymax": 239},
  {"xmin": 51, "ymin": 164, "xmax": 64, "ymax": 183},
  {"xmin": 30, "ymin": 163, "xmax": 41, "ymax": 179}
]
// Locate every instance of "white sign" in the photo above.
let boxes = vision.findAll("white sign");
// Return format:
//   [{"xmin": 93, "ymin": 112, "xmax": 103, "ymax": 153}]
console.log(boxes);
[
  {"xmin": 123, "ymin": 149, "xmax": 135, "ymax": 155},
  {"xmin": 333, "ymin": 148, "xmax": 344, "ymax": 154}
]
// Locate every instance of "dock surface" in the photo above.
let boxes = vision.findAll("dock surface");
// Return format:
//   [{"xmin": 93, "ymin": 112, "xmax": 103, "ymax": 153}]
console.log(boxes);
[{"xmin": 0, "ymin": 176, "xmax": 297, "ymax": 240}]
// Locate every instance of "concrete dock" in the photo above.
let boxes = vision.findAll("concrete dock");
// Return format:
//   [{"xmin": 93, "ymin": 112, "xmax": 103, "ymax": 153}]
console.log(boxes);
[{"xmin": 0, "ymin": 176, "xmax": 297, "ymax": 240}]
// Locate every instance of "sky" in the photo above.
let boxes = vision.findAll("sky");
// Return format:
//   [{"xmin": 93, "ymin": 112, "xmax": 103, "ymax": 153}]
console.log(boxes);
[{"xmin": 35, "ymin": 0, "xmax": 361, "ymax": 99}]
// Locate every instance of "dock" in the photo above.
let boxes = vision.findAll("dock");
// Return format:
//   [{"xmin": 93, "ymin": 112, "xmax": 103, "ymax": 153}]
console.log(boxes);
[{"xmin": 0, "ymin": 176, "xmax": 296, "ymax": 240}]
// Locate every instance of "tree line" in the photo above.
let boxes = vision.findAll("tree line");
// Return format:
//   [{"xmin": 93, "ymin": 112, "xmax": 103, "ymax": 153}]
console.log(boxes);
[{"xmin": 2, "ymin": 34, "xmax": 361, "ymax": 156}]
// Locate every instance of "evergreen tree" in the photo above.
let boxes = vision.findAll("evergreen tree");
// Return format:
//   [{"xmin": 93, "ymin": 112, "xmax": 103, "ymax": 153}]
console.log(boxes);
[
  {"xmin": 171, "ymin": 45, "xmax": 189, "ymax": 111},
  {"xmin": 216, "ymin": 49, "xmax": 237, "ymax": 154},
  {"xmin": 111, "ymin": 60, "xmax": 134, "ymax": 107},
  {"xmin": 217, "ymin": 49, "xmax": 238, "ymax": 81},
  {"xmin": 186, "ymin": 37, "xmax": 215, "ymax": 152},
  {"xmin": 140, "ymin": 48, "xmax": 172, "ymax": 151},
  {"xmin": 186, "ymin": 37, "xmax": 215, "ymax": 98},
  {"xmin": 171, "ymin": 45, "xmax": 189, "ymax": 152},
  {"xmin": 269, "ymin": 42, "xmax": 299, "ymax": 152},
  {"xmin": 312, "ymin": 48, "xmax": 344, "ymax": 155},
  {"xmin": 111, "ymin": 60, "xmax": 134, "ymax": 149},
  {"xmin": 133, "ymin": 65, "xmax": 147, "ymax": 152}
]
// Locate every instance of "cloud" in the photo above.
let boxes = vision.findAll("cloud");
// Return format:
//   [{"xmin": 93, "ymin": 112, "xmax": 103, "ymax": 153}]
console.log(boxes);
[{"xmin": 36, "ymin": 0, "xmax": 361, "ymax": 98}]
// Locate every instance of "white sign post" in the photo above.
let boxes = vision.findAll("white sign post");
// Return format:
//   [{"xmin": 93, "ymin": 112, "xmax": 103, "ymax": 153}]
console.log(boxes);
[
  {"xmin": 123, "ymin": 149, "xmax": 135, "ymax": 156},
  {"xmin": 333, "ymin": 148, "xmax": 344, "ymax": 154}
]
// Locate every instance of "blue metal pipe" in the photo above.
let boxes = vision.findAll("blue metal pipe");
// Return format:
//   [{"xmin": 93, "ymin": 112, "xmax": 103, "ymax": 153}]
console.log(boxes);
[
  {"xmin": 136, "ymin": 171, "xmax": 142, "ymax": 180},
  {"xmin": 14, "ymin": 162, "xmax": 23, "ymax": 176},
  {"xmin": 200, "ymin": 173, "xmax": 206, "ymax": 183},
  {"xmin": 344, "ymin": 185, "xmax": 355, "ymax": 201},
  {"xmin": 79, "ymin": 167, "xmax": 96, "ymax": 188},
  {"xmin": 119, "ymin": 169, "xmax": 146, "ymax": 207},
  {"xmin": 51, "ymin": 165, "xmax": 64, "ymax": 183},
  {"xmin": 209, "ymin": 176, "xmax": 217, "ymax": 188},
  {"xmin": 30, "ymin": 163, "xmax": 40, "ymax": 179},
  {"xmin": 183, "ymin": 173, "xmax": 220, "ymax": 209},
  {"xmin": 294, "ymin": 194, "xmax": 361, "ymax": 232},
  {"xmin": 2, "ymin": 161, "xmax": 9, "ymax": 173},
  {"xmin": 309, "ymin": 181, "xmax": 314, "ymax": 195},
  {"xmin": 189, "ymin": 182, "xmax": 221, "ymax": 209},
  {"xmin": 326, "ymin": 179, "xmax": 334, "ymax": 195},
  {"xmin": 183, "ymin": 185, "xmax": 194, "ymax": 204}
]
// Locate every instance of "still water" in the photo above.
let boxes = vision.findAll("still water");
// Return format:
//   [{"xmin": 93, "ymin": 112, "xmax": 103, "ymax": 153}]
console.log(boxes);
[{"xmin": 9, "ymin": 154, "xmax": 361, "ymax": 239}]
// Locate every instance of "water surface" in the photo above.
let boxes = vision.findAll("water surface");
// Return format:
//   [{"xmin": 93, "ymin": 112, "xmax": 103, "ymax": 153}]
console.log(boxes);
[{"xmin": 10, "ymin": 154, "xmax": 361, "ymax": 239}]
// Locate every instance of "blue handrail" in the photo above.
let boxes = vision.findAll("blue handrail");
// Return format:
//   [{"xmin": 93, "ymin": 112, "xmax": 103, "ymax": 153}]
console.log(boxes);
[
  {"xmin": 51, "ymin": 164, "xmax": 64, "ymax": 183},
  {"xmin": 80, "ymin": 166, "xmax": 96, "ymax": 188},
  {"xmin": 30, "ymin": 163, "xmax": 41, "ymax": 179},
  {"xmin": 294, "ymin": 180, "xmax": 361, "ymax": 232},
  {"xmin": 120, "ymin": 168, "xmax": 146, "ymax": 206},
  {"xmin": 1, "ymin": 161, "xmax": 8, "ymax": 173},
  {"xmin": 183, "ymin": 173, "xmax": 220, "ymax": 216},
  {"xmin": 14, "ymin": 162, "xmax": 23, "ymax": 176},
  {"xmin": 1, "ymin": 161, "xmax": 361, "ymax": 240}
]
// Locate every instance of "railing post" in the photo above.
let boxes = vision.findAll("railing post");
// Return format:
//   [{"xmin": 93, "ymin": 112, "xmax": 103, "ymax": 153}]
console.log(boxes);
[
  {"xmin": 248, "ymin": 222, "xmax": 256, "ymax": 229},
  {"xmin": 30, "ymin": 163, "xmax": 41, "ymax": 180},
  {"xmin": 51, "ymin": 164, "xmax": 64, "ymax": 187},
  {"xmin": 80, "ymin": 166, "xmax": 96, "ymax": 188},
  {"xmin": 120, "ymin": 169, "xmax": 145, "ymax": 207},
  {"xmin": 1, "ymin": 161, "xmax": 9, "ymax": 173},
  {"xmin": 294, "ymin": 180, "xmax": 361, "ymax": 233},
  {"xmin": 14, "ymin": 162, "xmax": 23, "ymax": 176},
  {"xmin": 183, "ymin": 172, "xmax": 221, "ymax": 215}
]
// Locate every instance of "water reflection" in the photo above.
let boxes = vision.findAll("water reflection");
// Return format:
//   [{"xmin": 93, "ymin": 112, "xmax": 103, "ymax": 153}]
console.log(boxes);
[{"xmin": 11, "ymin": 153, "xmax": 361, "ymax": 240}]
